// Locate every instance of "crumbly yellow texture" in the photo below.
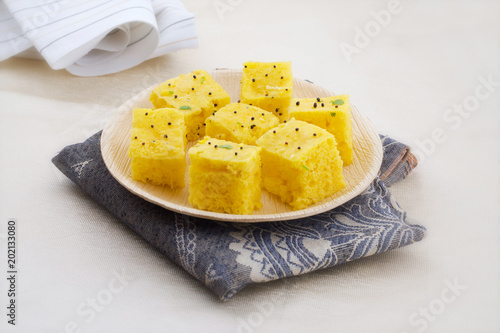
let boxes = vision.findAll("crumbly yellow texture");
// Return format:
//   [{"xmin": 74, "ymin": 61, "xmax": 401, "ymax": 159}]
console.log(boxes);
[
  {"xmin": 205, "ymin": 103, "xmax": 280, "ymax": 145},
  {"xmin": 188, "ymin": 137, "xmax": 262, "ymax": 215},
  {"xmin": 240, "ymin": 61, "xmax": 293, "ymax": 123},
  {"xmin": 128, "ymin": 108, "xmax": 186, "ymax": 188},
  {"xmin": 150, "ymin": 70, "xmax": 231, "ymax": 140},
  {"xmin": 288, "ymin": 95, "xmax": 353, "ymax": 165},
  {"xmin": 256, "ymin": 119, "xmax": 345, "ymax": 210}
]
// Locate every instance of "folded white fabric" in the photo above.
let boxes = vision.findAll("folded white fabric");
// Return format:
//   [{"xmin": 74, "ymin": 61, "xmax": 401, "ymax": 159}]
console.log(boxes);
[{"xmin": 0, "ymin": 0, "xmax": 197, "ymax": 76}]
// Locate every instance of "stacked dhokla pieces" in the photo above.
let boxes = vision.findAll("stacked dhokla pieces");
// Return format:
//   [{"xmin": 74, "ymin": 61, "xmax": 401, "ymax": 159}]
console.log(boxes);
[
  {"xmin": 289, "ymin": 95, "xmax": 353, "ymax": 165},
  {"xmin": 205, "ymin": 102, "xmax": 280, "ymax": 145},
  {"xmin": 256, "ymin": 119, "xmax": 345, "ymax": 210},
  {"xmin": 128, "ymin": 63, "xmax": 354, "ymax": 214},
  {"xmin": 150, "ymin": 70, "xmax": 231, "ymax": 140},
  {"xmin": 128, "ymin": 107, "xmax": 187, "ymax": 188},
  {"xmin": 188, "ymin": 137, "xmax": 262, "ymax": 215},
  {"xmin": 240, "ymin": 61, "xmax": 293, "ymax": 123}
]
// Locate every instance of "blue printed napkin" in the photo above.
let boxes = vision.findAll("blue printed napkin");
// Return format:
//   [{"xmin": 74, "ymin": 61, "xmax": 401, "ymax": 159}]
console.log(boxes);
[{"xmin": 52, "ymin": 132, "xmax": 425, "ymax": 300}]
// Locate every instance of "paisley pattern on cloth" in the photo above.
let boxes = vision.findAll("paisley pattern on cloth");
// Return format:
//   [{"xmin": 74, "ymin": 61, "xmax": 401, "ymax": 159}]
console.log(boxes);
[
  {"xmin": 52, "ymin": 132, "xmax": 425, "ymax": 301},
  {"xmin": 228, "ymin": 177, "xmax": 422, "ymax": 284}
]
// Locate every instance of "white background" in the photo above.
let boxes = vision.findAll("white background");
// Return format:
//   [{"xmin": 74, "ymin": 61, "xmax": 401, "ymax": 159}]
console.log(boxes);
[{"xmin": 1, "ymin": 0, "xmax": 499, "ymax": 332}]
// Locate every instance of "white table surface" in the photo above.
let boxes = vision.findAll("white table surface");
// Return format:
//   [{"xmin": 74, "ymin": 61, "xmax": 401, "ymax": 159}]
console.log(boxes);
[{"xmin": 1, "ymin": 1, "xmax": 499, "ymax": 332}]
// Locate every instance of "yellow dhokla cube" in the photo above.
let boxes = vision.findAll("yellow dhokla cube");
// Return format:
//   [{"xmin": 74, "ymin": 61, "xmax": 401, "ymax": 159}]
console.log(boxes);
[
  {"xmin": 256, "ymin": 119, "xmax": 345, "ymax": 210},
  {"xmin": 150, "ymin": 70, "xmax": 231, "ymax": 140},
  {"xmin": 240, "ymin": 61, "xmax": 293, "ymax": 122},
  {"xmin": 128, "ymin": 108, "xmax": 187, "ymax": 188},
  {"xmin": 188, "ymin": 137, "xmax": 262, "ymax": 214},
  {"xmin": 205, "ymin": 103, "xmax": 280, "ymax": 145},
  {"xmin": 288, "ymin": 95, "xmax": 353, "ymax": 165}
]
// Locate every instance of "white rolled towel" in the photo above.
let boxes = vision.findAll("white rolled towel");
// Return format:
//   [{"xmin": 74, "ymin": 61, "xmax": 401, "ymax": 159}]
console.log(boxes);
[{"xmin": 0, "ymin": 0, "xmax": 198, "ymax": 76}]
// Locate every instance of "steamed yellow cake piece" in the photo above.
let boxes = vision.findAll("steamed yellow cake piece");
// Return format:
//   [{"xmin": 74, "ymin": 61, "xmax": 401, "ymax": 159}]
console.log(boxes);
[
  {"xmin": 188, "ymin": 137, "xmax": 262, "ymax": 215},
  {"xmin": 256, "ymin": 119, "xmax": 345, "ymax": 210},
  {"xmin": 205, "ymin": 103, "xmax": 280, "ymax": 145},
  {"xmin": 128, "ymin": 108, "xmax": 186, "ymax": 188},
  {"xmin": 288, "ymin": 95, "xmax": 353, "ymax": 165},
  {"xmin": 129, "ymin": 132, "xmax": 186, "ymax": 188},
  {"xmin": 156, "ymin": 94, "xmax": 210, "ymax": 141},
  {"xmin": 240, "ymin": 61, "xmax": 293, "ymax": 122},
  {"xmin": 150, "ymin": 69, "xmax": 230, "ymax": 113},
  {"xmin": 131, "ymin": 107, "xmax": 186, "ymax": 149},
  {"xmin": 150, "ymin": 70, "xmax": 231, "ymax": 140}
]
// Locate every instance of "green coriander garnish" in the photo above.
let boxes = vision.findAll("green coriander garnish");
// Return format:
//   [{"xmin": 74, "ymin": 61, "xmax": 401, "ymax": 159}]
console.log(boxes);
[
  {"xmin": 331, "ymin": 99, "xmax": 344, "ymax": 105},
  {"xmin": 168, "ymin": 91, "xmax": 174, "ymax": 94},
  {"xmin": 201, "ymin": 76, "xmax": 205, "ymax": 84},
  {"xmin": 330, "ymin": 112, "xmax": 337, "ymax": 117},
  {"xmin": 180, "ymin": 105, "xmax": 191, "ymax": 110},
  {"xmin": 302, "ymin": 165, "xmax": 310, "ymax": 171},
  {"xmin": 219, "ymin": 144, "xmax": 233, "ymax": 149}
]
